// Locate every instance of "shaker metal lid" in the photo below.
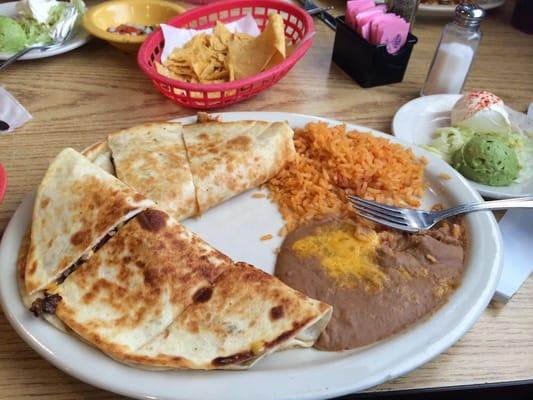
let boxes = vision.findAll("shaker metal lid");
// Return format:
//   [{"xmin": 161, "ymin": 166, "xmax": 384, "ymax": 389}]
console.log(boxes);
[{"xmin": 454, "ymin": 3, "xmax": 486, "ymax": 27}]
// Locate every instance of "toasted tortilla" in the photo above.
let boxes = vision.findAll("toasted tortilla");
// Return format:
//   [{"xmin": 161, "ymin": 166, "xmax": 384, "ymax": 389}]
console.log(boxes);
[
  {"xmin": 25, "ymin": 148, "xmax": 154, "ymax": 294},
  {"xmin": 107, "ymin": 123, "xmax": 198, "ymax": 220},
  {"xmin": 52, "ymin": 209, "xmax": 331, "ymax": 369},
  {"xmin": 82, "ymin": 140, "xmax": 115, "ymax": 175},
  {"xmin": 124, "ymin": 262, "xmax": 332, "ymax": 370},
  {"xmin": 183, "ymin": 120, "xmax": 295, "ymax": 213},
  {"xmin": 17, "ymin": 226, "xmax": 68, "ymax": 332},
  {"xmin": 54, "ymin": 209, "xmax": 234, "ymax": 356},
  {"xmin": 22, "ymin": 121, "xmax": 331, "ymax": 370}
]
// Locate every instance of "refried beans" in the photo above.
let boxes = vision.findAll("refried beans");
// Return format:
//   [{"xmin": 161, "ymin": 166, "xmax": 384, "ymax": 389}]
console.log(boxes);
[{"xmin": 275, "ymin": 217, "xmax": 466, "ymax": 351}]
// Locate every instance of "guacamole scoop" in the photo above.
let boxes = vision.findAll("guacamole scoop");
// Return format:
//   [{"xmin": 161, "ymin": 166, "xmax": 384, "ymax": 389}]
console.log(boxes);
[
  {"xmin": 452, "ymin": 135, "xmax": 520, "ymax": 186},
  {"xmin": 0, "ymin": 16, "xmax": 27, "ymax": 53}
]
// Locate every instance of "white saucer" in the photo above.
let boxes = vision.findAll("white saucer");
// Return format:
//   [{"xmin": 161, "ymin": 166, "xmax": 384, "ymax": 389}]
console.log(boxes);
[{"xmin": 392, "ymin": 94, "xmax": 533, "ymax": 199}]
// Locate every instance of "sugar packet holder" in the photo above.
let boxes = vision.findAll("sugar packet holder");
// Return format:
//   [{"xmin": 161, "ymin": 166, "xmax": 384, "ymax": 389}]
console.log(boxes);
[{"xmin": 332, "ymin": 16, "xmax": 417, "ymax": 88}]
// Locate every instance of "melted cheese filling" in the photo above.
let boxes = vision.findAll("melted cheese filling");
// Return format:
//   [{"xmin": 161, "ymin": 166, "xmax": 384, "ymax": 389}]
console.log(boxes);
[{"xmin": 292, "ymin": 224, "xmax": 386, "ymax": 289}]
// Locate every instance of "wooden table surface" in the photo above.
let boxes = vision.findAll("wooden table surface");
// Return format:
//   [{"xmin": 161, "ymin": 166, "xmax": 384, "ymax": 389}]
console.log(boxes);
[{"xmin": 1, "ymin": 0, "xmax": 532, "ymax": 398}]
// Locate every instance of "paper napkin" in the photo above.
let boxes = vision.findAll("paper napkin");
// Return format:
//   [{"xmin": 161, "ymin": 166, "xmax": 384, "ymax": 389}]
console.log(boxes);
[
  {"xmin": 494, "ymin": 209, "xmax": 533, "ymax": 302},
  {"xmin": 0, "ymin": 86, "xmax": 32, "ymax": 134}
]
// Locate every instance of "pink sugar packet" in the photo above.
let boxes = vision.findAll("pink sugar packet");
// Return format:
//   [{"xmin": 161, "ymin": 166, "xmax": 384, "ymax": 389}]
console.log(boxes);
[
  {"xmin": 355, "ymin": 5, "xmax": 387, "ymax": 35},
  {"xmin": 369, "ymin": 14, "xmax": 400, "ymax": 45},
  {"xmin": 346, "ymin": 0, "xmax": 375, "ymax": 29},
  {"xmin": 368, "ymin": 13, "xmax": 402, "ymax": 46},
  {"xmin": 345, "ymin": 0, "xmax": 410, "ymax": 55},
  {"xmin": 376, "ymin": 16, "xmax": 410, "ymax": 54},
  {"xmin": 360, "ymin": 20, "xmax": 373, "ymax": 40}
]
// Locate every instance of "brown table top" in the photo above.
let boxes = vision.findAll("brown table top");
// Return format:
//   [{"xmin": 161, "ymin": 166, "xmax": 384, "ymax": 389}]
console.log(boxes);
[{"xmin": 1, "ymin": 0, "xmax": 532, "ymax": 398}]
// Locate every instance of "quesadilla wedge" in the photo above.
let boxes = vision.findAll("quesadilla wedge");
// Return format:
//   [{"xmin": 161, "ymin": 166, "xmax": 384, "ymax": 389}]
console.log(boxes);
[
  {"xmin": 107, "ymin": 123, "xmax": 198, "ymax": 220},
  {"xmin": 25, "ymin": 148, "xmax": 154, "ymax": 294},
  {"xmin": 17, "ymin": 227, "xmax": 68, "ymax": 332},
  {"xmin": 50, "ymin": 209, "xmax": 331, "ymax": 369},
  {"xmin": 124, "ymin": 262, "xmax": 332, "ymax": 370},
  {"xmin": 182, "ymin": 120, "xmax": 295, "ymax": 214},
  {"xmin": 54, "ymin": 209, "xmax": 234, "ymax": 356},
  {"xmin": 82, "ymin": 140, "xmax": 115, "ymax": 175}
]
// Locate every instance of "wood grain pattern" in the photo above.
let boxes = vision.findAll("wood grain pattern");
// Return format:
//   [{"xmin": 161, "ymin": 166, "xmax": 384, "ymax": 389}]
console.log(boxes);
[{"xmin": 0, "ymin": 0, "xmax": 532, "ymax": 398}]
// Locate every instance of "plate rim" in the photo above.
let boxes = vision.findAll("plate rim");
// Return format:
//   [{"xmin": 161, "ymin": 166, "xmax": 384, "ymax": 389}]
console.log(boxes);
[
  {"xmin": 392, "ymin": 95, "xmax": 533, "ymax": 199},
  {"xmin": 0, "ymin": 1, "xmax": 90, "ymax": 61},
  {"xmin": 418, "ymin": 0, "xmax": 505, "ymax": 16},
  {"xmin": 0, "ymin": 111, "xmax": 503, "ymax": 400}
]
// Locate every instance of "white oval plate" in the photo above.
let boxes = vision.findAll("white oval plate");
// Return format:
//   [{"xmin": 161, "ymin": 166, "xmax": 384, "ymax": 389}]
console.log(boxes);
[
  {"xmin": 418, "ymin": 0, "xmax": 505, "ymax": 17},
  {"xmin": 0, "ymin": 112, "xmax": 502, "ymax": 400},
  {"xmin": 0, "ymin": 1, "xmax": 89, "ymax": 61},
  {"xmin": 392, "ymin": 95, "xmax": 533, "ymax": 199}
]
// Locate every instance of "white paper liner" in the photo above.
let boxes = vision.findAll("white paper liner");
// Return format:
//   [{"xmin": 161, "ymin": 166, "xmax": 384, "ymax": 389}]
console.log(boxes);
[{"xmin": 161, "ymin": 15, "xmax": 261, "ymax": 62}]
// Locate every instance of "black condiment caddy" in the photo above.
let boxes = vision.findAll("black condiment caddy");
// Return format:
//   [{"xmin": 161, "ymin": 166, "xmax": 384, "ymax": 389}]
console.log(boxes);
[{"xmin": 332, "ymin": 16, "xmax": 418, "ymax": 88}]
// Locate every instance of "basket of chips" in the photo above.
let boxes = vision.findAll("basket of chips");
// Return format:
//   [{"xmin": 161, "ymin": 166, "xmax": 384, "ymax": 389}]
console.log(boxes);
[{"xmin": 137, "ymin": 0, "xmax": 314, "ymax": 109}]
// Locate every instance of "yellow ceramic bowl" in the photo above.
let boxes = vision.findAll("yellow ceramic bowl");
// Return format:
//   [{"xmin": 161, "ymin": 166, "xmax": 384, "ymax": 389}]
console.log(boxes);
[{"xmin": 83, "ymin": 0, "xmax": 184, "ymax": 53}]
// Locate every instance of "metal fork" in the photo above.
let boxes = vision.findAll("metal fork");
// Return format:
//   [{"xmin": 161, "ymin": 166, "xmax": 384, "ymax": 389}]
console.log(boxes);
[
  {"xmin": 348, "ymin": 195, "xmax": 533, "ymax": 232},
  {"xmin": 299, "ymin": 0, "xmax": 337, "ymax": 30},
  {"xmin": 0, "ymin": 5, "xmax": 78, "ymax": 71}
]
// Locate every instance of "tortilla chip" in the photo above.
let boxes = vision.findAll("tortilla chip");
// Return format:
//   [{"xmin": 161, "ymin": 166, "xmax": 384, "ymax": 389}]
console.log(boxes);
[
  {"xmin": 227, "ymin": 13, "xmax": 286, "ymax": 80},
  {"xmin": 158, "ymin": 14, "xmax": 286, "ymax": 84},
  {"xmin": 213, "ymin": 21, "xmax": 233, "ymax": 46}
]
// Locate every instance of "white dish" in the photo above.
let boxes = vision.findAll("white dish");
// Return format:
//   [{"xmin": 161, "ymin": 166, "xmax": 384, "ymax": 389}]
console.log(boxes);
[
  {"xmin": 0, "ymin": 112, "xmax": 503, "ymax": 400},
  {"xmin": 418, "ymin": 0, "xmax": 505, "ymax": 17},
  {"xmin": 0, "ymin": 1, "xmax": 89, "ymax": 61},
  {"xmin": 392, "ymin": 95, "xmax": 533, "ymax": 199}
]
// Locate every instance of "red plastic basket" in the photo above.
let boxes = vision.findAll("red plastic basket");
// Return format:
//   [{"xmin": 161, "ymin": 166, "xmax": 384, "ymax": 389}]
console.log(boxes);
[{"xmin": 137, "ymin": 0, "xmax": 315, "ymax": 109}]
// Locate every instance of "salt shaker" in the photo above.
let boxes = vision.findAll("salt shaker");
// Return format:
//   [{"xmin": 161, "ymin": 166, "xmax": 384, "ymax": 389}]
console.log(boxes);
[{"xmin": 421, "ymin": 4, "xmax": 485, "ymax": 96}]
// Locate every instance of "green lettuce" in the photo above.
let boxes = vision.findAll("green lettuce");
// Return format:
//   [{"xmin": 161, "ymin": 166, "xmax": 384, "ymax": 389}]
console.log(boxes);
[
  {"xmin": 422, "ymin": 126, "xmax": 475, "ymax": 163},
  {"xmin": 17, "ymin": 17, "xmax": 50, "ymax": 44},
  {"xmin": 15, "ymin": 0, "xmax": 86, "ymax": 46}
]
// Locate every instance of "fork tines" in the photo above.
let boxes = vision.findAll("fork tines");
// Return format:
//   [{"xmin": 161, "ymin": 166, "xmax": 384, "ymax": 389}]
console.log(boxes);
[{"xmin": 346, "ymin": 195, "xmax": 418, "ymax": 232}]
